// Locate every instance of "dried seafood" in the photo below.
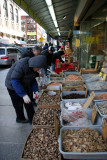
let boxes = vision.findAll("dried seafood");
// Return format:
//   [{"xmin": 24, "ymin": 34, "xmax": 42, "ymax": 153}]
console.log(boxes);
[
  {"xmin": 65, "ymin": 74, "xmax": 82, "ymax": 81},
  {"xmin": 94, "ymin": 93, "xmax": 107, "ymax": 100},
  {"xmin": 97, "ymin": 102, "xmax": 107, "ymax": 115},
  {"xmin": 63, "ymin": 93, "xmax": 85, "ymax": 99},
  {"xmin": 62, "ymin": 128, "xmax": 107, "ymax": 152}
]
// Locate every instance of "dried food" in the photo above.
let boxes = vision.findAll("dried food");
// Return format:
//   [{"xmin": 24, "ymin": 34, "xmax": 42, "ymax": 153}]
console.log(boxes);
[
  {"xmin": 62, "ymin": 128, "xmax": 107, "ymax": 152},
  {"xmin": 22, "ymin": 128, "xmax": 61, "ymax": 159},
  {"xmin": 62, "ymin": 111, "xmax": 89, "ymax": 126},
  {"xmin": 38, "ymin": 91, "xmax": 60, "ymax": 105},
  {"xmin": 97, "ymin": 102, "xmax": 107, "ymax": 115},
  {"xmin": 48, "ymin": 82, "xmax": 62, "ymax": 86},
  {"xmin": 94, "ymin": 93, "xmax": 107, "ymax": 100},
  {"xmin": 63, "ymin": 93, "xmax": 85, "ymax": 99},
  {"xmin": 64, "ymin": 102, "xmax": 83, "ymax": 110},
  {"xmin": 33, "ymin": 108, "xmax": 60, "ymax": 126},
  {"xmin": 65, "ymin": 74, "xmax": 82, "ymax": 81}
]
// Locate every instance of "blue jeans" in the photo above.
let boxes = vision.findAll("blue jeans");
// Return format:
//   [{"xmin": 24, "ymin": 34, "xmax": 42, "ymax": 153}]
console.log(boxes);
[{"xmin": 51, "ymin": 63, "xmax": 55, "ymax": 71}]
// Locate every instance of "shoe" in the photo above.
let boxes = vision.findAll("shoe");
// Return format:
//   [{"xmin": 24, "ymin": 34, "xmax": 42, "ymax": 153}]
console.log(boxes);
[{"xmin": 16, "ymin": 118, "xmax": 29, "ymax": 123}]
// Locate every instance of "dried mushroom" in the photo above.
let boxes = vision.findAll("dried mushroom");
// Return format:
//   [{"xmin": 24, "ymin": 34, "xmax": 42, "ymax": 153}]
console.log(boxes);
[
  {"xmin": 38, "ymin": 91, "xmax": 60, "ymax": 105},
  {"xmin": 33, "ymin": 108, "xmax": 60, "ymax": 126},
  {"xmin": 97, "ymin": 102, "xmax": 107, "ymax": 115},
  {"xmin": 22, "ymin": 128, "xmax": 61, "ymax": 160}
]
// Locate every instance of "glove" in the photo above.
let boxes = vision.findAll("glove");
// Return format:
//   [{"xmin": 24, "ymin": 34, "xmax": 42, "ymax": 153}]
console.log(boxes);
[
  {"xmin": 23, "ymin": 95, "xmax": 31, "ymax": 104},
  {"xmin": 34, "ymin": 91, "xmax": 39, "ymax": 99}
]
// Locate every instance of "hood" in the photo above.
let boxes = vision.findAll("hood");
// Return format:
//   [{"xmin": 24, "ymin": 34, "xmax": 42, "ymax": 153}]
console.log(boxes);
[{"xmin": 28, "ymin": 55, "xmax": 47, "ymax": 68}]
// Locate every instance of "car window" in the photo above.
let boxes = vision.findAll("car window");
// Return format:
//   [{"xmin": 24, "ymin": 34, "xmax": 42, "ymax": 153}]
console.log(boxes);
[
  {"xmin": 0, "ymin": 49, "xmax": 5, "ymax": 55},
  {"xmin": 7, "ymin": 48, "xmax": 18, "ymax": 54}
]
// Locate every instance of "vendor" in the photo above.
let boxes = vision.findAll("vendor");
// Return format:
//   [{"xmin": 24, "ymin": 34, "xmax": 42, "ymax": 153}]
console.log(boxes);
[
  {"xmin": 5, "ymin": 55, "xmax": 46, "ymax": 124},
  {"xmin": 51, "ymin": 50, "xmax": 65, "ymax": 71}
]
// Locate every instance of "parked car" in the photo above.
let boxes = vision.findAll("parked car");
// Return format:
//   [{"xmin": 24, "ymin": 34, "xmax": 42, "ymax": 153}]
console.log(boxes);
[{"xmin": 0, "ymin": 47, "xmax": 22, "ymax": 65}]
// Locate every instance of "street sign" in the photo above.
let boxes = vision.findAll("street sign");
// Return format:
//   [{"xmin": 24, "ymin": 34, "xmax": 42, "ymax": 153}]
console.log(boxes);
[{"xmin": 39, "ymin": 37, "xmax": 44, "ymax": 42}]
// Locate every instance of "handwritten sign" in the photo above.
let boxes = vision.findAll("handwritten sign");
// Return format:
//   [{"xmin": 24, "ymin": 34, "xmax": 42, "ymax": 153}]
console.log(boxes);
[
  {"xmin": 83, "ymin": 91, "xmax": 95, "ymax": 109},
  {"xmin": 91, "ymin": 105, "xmax": 97, "ymax": 124}
]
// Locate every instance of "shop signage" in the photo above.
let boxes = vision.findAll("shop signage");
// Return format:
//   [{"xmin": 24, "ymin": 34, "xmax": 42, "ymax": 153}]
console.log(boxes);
[{"xmin": 27, "ymin": 32, "xmax": 36, "ymax": 36}]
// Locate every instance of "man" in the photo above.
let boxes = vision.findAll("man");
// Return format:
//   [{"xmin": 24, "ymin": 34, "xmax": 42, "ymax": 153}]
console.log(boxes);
[
  {"xmin": 51, "ymin": 47, "xmax": 65, "ymax": 71},
  {"xmin": 41, "ymin": 46, "xmax": 55, "ymax": 75},
  {"xmin": 43, "ymin": 43, "xmax": 48, "ymax": 50},
  {"xmin": 22, "ymin": 45, "xmax": 42, "ymax": 58},
  {"xmin": 5, "ymin": 55, "xmax": 46, "ymax": 124}
]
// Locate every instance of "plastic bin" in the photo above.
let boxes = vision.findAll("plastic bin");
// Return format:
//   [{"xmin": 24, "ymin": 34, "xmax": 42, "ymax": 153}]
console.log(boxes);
[
  {"xmin": 59, "ymin": 126, "xmax": 107, "ymax": 159},
  {"xmin": 60, "ymin": 108, "xmax": 102, "ymax": 127},
  {"xmin": 95, "ymin": 101, "xmax": 107, "ymax": 118},
  {"xmin": 61, "ymin": 91, "xmax": 86, "ymax": 100},
  {"xmin": 93, "ymin": 91, "xmax": 107, "ymax": 102}
]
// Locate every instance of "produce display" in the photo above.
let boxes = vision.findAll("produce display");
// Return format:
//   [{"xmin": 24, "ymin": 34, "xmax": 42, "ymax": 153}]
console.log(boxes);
[
  {"xmin": 64, "ymin": 102, "xmax": 83, "ymax": 110},
  {"xmin": 62, "ymin": 111, "xmax": 89, "ymax": 126},
  {"xmin": 97, "ymin": 102, "xmax": 107, "ymax": 115},
  {"xmin": 65, "ymin": 74, "xmax": 82, "ymax": 81},
  {"xmin": 62, "ymin": 128, "xmax": 107, "ymax": 152},
  {"xmin": 63, "ymin": 93, "xmax": 85, "ymax": 99},
  {"xmin": 94, "ymin": 93, "xmax": 107, "ymax": 100},
  {"xmin": 22, "ymin": 128, "xmax": 61, "ymax": 160},
  {"xmin": 33, "ymin": 108, "xmax": 60, "ymax": 126},
  {"xmin": 38, "ymin": 91, "xmax": 60, "ymax": 106}
]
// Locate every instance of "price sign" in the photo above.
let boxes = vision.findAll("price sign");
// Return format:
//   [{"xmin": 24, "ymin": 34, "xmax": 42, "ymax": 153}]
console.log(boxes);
[
  {"xmin": 103, "ymin": 74, "xmax": 107, "ymax": 81},
  {"xmin": 102, "ymin": 119, "xmax": 107, "ymax": 143},
  {"xmin": 99, "ymin": 72, "xmax": 102, "ymax": 76},
  {"xmin": 83, "ymin": 91, "xmax": 95, "ymax": 109},
  {"xmin": 91, "ymin": 105, "xmax": 97, "ymax": 124}
]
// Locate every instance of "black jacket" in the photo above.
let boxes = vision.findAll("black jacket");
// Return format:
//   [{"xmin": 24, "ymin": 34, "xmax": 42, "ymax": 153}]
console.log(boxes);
[
  {"xmin": 52, "ymin": 51, "xmax": 64, "ymax": 64},
  {"xmin": 41, "ymin": 49, "xmax": 53, "ymax": 66}
]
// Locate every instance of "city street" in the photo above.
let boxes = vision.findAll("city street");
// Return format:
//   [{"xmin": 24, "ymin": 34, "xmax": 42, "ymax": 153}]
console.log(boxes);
[{"xmin": 0, "ymin": 66, "xmax": 32, "ymax": 160}]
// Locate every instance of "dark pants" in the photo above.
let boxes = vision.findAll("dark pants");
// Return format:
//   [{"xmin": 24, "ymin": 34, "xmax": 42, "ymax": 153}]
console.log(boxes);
[{"xmin": 7, "ymin": 88, "xmax": 35, "ymax": 122}]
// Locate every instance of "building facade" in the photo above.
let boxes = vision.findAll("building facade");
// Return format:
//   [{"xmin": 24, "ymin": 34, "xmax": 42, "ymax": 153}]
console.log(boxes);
[
  {"xmin": 21, "ymin": 15, "xmax": 47, "ymax": 44},
  {"xmin": 0, "ymin": 0, "xmax": 23, "ymax": 40}
]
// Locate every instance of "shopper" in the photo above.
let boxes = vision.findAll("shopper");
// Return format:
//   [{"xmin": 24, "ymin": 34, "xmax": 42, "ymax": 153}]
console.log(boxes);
[
  {"xmin": 5, "ymin": 55, "xmax": 46, "ymax": 124},
  {"xmin": 51, "ymin": 50, "xmax": 65, "ymax": 71},
  {"xmin": 41, "ymin": 46, "xmax": 55, "ymax": 75},
  {"xmin": 43, "ymin": 43, "xmax": 48, "ymax": 50},
  {"xmin": 22, "ymin": 45, "xmax": 42, "ymax": 58}
]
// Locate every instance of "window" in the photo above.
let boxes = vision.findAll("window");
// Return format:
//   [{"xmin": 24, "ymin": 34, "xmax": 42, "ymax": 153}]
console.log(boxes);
[
  {"xmin": 0, "ymin": 49, "xmax": 5, "ymax": 55},
  {"xmin": 3, "ymin": 0, "xmax": 8, "ymax": 17},
  {"xmin": 7, "ymin": 49, "xmax": 17, "ymax": 54},
  {"xmin": 15, "ymin": 9, "xmax": 18, "ymax": 23},
  {"xmin": 10, "ymin": 4, "xmax": 14, "ymax": 20}
]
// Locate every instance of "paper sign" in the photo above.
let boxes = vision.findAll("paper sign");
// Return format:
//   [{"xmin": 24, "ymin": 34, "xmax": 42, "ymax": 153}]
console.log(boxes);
[
  {"xmin": 83, "ymin": 91, "xmax": 95, "ymax": 109},
  {"xmin": 99, "ymin": 72, "xmax": 103, "ymax": 76},
  {"xmin": 91, "ymin": 105, "xmax": 97, "ymax": 124},
  {"xmin": 103, "ymin": 74, "xmax": 107, "ymax": 81},
  {"xmin": 76, "ymin": 39, "xmax": 80, "ymax": 47},
  {"xmin": 102, "ymin": 119, "xmax": 107, "ymax": 143},
  {"xmin": 54, "ymin": 113, "xmax": 60, "ymax": 138}
]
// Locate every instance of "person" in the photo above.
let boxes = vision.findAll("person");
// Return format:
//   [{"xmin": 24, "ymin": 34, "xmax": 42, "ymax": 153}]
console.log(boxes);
[
  {"xmin": 41, "ymin": 46, "xmax": 55, "ymax": 75},
  {"xmin": 22, "ymin": 45, "xmax": 42, "ymax": 58},
  {"xmin": 43, "ymin": 43, "xmax": 48, "ymax": 50},
  {"xmin": 51, "ymin": 50, "xmax": 65, "ymax": 71},
  {"xmin": 5, "ymin": 55, "xmax": 47, "ymax": 124}
]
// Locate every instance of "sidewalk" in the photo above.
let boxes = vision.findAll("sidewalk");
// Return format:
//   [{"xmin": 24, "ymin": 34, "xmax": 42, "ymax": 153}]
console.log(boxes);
[{"xmin": 0, "ymin": 69, "xmax": 32, "ymax": 160}]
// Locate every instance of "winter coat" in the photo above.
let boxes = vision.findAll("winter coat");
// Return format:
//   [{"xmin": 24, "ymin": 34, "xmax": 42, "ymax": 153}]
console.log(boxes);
[
  {"xmin": 41, "ymin": 49, "xmax": 53, "ymax": 67},
  {"xmin": 5, "ymin": 56, "xmax": 46, "ymax": 97},
  {"xmin": 52, "ymin": 51, "xmax": 64, "ymax": 64}
]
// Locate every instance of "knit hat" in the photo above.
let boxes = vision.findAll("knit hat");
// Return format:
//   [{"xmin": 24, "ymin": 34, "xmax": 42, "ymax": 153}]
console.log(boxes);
[{"xmin": 29, "ymin": 55, "xmax": 47, "ymax": 68}]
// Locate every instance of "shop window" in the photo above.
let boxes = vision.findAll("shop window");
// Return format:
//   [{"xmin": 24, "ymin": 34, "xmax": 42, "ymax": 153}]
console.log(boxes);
[
  {"xmin": 15, "ymin": 9, "xmax": 18, "ymax": 23},
  {"xmin": 10, "ymin": 4, "xmax": 14, "ymax": 20},
  {"xmin": 3, "ymin": 0, "xmax": 8, "ymax": 17}
]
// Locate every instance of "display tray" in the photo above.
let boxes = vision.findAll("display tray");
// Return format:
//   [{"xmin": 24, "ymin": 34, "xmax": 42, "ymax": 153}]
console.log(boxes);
[
  {"xmin": 60, "ymin": 108, "xmax": 102, "ymax": 127},
  {"xmin": 59, "ymin": 126, "xmax": 107, "ymax": 159},
  {"xmin": 61, "ymin": 91, "xmax": 86, "ymax": 100},
  {"xmin": 93, "ymin": 91, "xmax": 107, "ymax": 102},
  {"xmin": 21, "ymin": 128, "xmax": 61, "ymax": 160},
  {"xmin": 82, "ymin": 70, "xmax": 97, "ymax": 74},
  {"xmin": 62, "ymin": 81, "xmax": 85, "ymax": 91},
  {"xmin": 64, "ymin": 72, "xmax": 80, "ymax": 77},
  {"xmin": 86, "ymin": 81, "xmax": 107, "ymax": 94},
  {"xmin": 95, "ymin": 101, "xmax": 107, "ymax": 118},
  {"xmin": 37, "ymin": 90, "xmax": 61, "ymax": 109},
  {"xmin": 83, "ymin": 74, "xmax": 99, "ymax": 79},
  {"xmin": 46, "ymin": 81, "xmax": 62, "ymax": 91}
]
